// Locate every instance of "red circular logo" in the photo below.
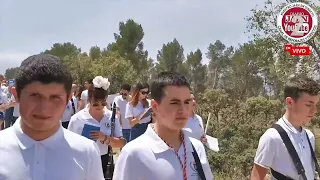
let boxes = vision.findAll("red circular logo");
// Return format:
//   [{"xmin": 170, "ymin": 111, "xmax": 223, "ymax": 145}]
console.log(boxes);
[{"xmin": 281, "ymin": 7, "xmax": 312, "ymax": 38}]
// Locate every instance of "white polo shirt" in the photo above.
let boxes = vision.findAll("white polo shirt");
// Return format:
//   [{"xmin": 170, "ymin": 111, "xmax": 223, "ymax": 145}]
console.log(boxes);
[
  {"xmin": 68, "ymin": 107, "xmax": 123, "ymax": 155},
  {"xmin": 254, "ymin": 116, "xmax": 315, "ymax": 180},
  {"xmin": 80, "ymin": 90, "xmax": 89, "ymax": 107},
  {"xmin": 125, "ymin": 102, "xmax": 151, "ymax": 124},
  {"xmin": 0, "ymin": 118, "xmax": 104, "ymax": 180},
  {"xmin": 183, "ymin": 114, "xmax": 205, "ymax": 141},
  {"xmin": 113, "ymin": 95, "xmax": 130, "ymax": 129},
  {"xmin": 61, "ymin": 97, "xmax": 78, "ymax": 122},
  {"xmin": 113, "ymin": 125, "xmax": 214, "ymax": 180}
]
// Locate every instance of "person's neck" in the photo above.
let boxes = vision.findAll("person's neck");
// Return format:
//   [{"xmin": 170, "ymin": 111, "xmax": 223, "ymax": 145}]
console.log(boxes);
[
  {"xmin": 20, "ymin": 120, "xmax": 60, "ymax": 141},
  {"xmin": 284, "ymin": 111, "xmax": 303, "ymax": 132},
  {"xmin": 153, "ymin": 123, "xmax": 182, "ymax": 150},
  {"xmin": 89, "ymin": 108, "xmax": 105, "ymax": 122}
]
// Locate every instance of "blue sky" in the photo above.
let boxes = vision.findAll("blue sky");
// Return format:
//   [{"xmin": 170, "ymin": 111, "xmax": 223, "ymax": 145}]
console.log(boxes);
[{"xmin": 0, "ymin": 0, "xmax": 270, "ymax": 75}]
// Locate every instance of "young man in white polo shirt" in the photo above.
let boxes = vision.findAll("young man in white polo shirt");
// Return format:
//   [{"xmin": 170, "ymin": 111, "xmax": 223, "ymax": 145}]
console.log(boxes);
[
  {"xmin": 112, "ymin": 83, "xmax": 131, "ymax": 142},
  {"xmin": 113, "ymin": 72, "xmax": 213, "ymax": 180},
  {"xmin": 0, "ymin": 54, "xmax": 104, "ymax": 180},
  {"xmin": 79, "ymin": 79, "xmax": 93, "ymax": 110},
  {"xmin": 250, "ymin": 76, "xmax": 320, "ymax": 180}
]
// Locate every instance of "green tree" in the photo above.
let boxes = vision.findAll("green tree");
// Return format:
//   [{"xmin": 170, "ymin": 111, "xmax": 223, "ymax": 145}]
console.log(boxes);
[
  {"xmin": 89, "ymin": 46, "xmax": 101, "ymax": 60},
  {"xmin": 107, "ymin": 19, "xmax": 151, "ymax": 81},
  {"xmin": 186, "ymin": 49, "xmax": 206, "ymax": 96},
  {"xmin": 5, "ymin": 67, "xmax": 19, "ymax": 80},
  {"xmin": 90, "ymin": 51, "xmax": 137, "ymax": 94},
  {"xmin": 155, "ymin": 38, "xmax": 185, "ymax": 73},
  {"xmin": 43, "ymin": 42, "xmax": 81, "ymax": 59}
]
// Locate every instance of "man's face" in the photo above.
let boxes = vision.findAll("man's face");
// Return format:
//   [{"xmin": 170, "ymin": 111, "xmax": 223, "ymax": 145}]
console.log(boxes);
[
  {"xmin": 120, "ymin": 89, "xmax": 129, "ymax": 99},
  {"xmin": 16, "ymin": 82, "xmax": 69, "ymax": 132},
  {"xmin": 286, "ymin": 92, "xmax": 320, "ymax": 124},
  {"xmin": 152, "ymin": 86, "xmax": 192, "ymax": 131}
]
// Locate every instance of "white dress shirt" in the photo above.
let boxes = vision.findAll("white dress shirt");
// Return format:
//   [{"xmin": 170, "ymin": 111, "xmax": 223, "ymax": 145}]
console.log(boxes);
[
  {"xmin": 254, "ymin": 116, "xmax": 315, "ymax": 180},
  {"xmin": 113, "ymin": 95, "xmax": 130, "ymax": 129},
  {"xmin": 0, "ymin": 118, "xmax": 104, "ymax": 180},
  {"xmin": 80, "ymin": 90, "xmax": 88, "ymax": 107},
  {"xmin": 113, "ymin": 125, "xmax": 214, "ymax": 180},
  {"xmin": 68, "ymin": 107, "xmax": 123, "ymax": 155}
]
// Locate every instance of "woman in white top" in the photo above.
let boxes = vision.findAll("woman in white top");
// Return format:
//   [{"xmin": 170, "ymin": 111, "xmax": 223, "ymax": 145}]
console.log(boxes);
[
  {"xmin": 125, "ymin": 82, "xmax": 151, "ymax": 141},
  {"xmin": 68, "ymin": 76, "xmax": 124, "ymax": 178},
  {"xmin": 184, "ymin": 93, "xmax": 206, "ymax": 144}
]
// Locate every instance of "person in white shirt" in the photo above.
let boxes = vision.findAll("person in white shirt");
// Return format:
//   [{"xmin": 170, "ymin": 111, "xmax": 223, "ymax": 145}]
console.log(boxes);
[
  {"xmin": 125, "ymin": 82, "xmax": 151, "ymax": 141},
  {"xmin": 251, "ymin": 76, "xmax": 319, "ymax": 180},
  {"xmin": 3, "ymin": 87, "xmax": 19, "ymax": 128},
  {"xmin": 184, "ymin": 93, "xmax": 206, "ymax": 143},
  {"xmin": 113, "ymin": 83, "xmax": 131, "ymax": 142},
  {"xmin": 68, "ymin": 75, "xmax": 124, "ymax": 178},
  {"xmin": 74, "ymin": 85, "xmax": 84, "ymax": 112},
  {"xmin": 79, "ymin": 79, "xmax": 93, "ymax": 110},
  {"xmin": 0, "ymin": 54, "xmax": 104, "ymax": 180},
  {"xmin": 113, "ymin": 72, "xmax": 214, "ymax": 180},
  {"xmin": 0, "ymin": 89, "xmax": 8, "ymax": 130},
  {"xmin": 61, "ymin": 96, "xmax": 77, "ymax": 128}
]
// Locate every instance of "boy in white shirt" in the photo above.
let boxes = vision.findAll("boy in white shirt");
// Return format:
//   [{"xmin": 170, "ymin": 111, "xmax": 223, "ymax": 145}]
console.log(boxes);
[
  {"xmin": 0, "ymin": 54, "xmax": 104, "ymax": 180},
  {"xmin": 79, "ymin": 79, "xmax": 93, "ymax": 110},
  {"xmin": 113, "ymin": 83, "xmax": 131, "ymax": 142},
  {"xmin": 0, "ymin": 89, "xmax": 8, "ymax": 130},
  {"xmin": 251, "ymin": 76, "xmax": 320, "ymax": 180},
  {"xmin": 113, "ymin": 72, "xmax": 214, "ymax": 180}
]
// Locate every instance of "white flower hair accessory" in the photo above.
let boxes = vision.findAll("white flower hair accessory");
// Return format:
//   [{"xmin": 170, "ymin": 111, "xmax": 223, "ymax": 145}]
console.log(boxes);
[{"xmin": 92, "ymin": 76, "xmax": 110, "ymax": 90}]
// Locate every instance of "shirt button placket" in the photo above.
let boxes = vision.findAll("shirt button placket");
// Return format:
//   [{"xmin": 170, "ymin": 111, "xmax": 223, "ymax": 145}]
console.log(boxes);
[
  {"xmin": 34, "ymin": 143, "xmax": 46, "ymax": 180},
  {"xmin": 33, "ymin": 143, "xmax": 40, "ymax": 180},
  {"xmin": 38, "ymin": 143, "xmax": 46, "ymax": 180}
]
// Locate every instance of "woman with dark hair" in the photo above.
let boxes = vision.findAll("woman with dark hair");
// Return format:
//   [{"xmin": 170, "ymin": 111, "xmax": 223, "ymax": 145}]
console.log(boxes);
[
  {"xmin": 68, "ymin": 76, "xmax": 124, "ymax": 178},
  {"xmin": 125, "ymin": 82, "xmax": 151, "ymax": 141}
]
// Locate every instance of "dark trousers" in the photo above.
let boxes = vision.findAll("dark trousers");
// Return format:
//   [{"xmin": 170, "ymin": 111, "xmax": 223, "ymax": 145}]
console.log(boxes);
[
  {"xmin": 101, "ymin": 153, "xmax": 109, "ymax": 178},
  {"xmin": 129, "ymin": 123, "xmax": 148, "ymax": 141},
  {"xmin": 61, "ymin": 121, "xmax": 69, "ymax": 129}
]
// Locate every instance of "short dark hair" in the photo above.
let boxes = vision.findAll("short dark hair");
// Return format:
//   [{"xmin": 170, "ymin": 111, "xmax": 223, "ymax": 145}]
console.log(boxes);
[
  {"xmin": 15, "ymin": 54, "xmax": 73, "ymax": 98},
  {"xmin": 88, "ymin": 85, "xmax": 108, "ymax": 102},
  {"xmin": 151, "ymin": 71, "xmax": 190, "ymax": 103},
  {"xmin": 284, "ymin": 76, "xmax": 320, "ymax": 100},
  {"xmin": 121, "ymin": 83, "xmax": 131, "ymax": 91}
]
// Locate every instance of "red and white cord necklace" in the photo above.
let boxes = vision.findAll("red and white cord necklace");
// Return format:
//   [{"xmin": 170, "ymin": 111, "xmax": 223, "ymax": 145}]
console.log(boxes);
[{"xmin": 151, "ymin": 125, "xmax": 188, "ymax": 180}]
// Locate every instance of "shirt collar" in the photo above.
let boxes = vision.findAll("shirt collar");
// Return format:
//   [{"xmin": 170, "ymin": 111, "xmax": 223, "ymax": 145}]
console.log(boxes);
[
  {"xmin": 80, "ymin": 106, "xmax": 110, "ymax": 120},
  {"xmin": 281, "ymin": 116, "xmax": 305, "ymax": 134},
  {"xmin": 144, "ymin": 125, "xmax": 193, "ymax": 153},
  {"xmin": 13, "ymin": 117, "xmax": 64, "ymax": 150}
]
